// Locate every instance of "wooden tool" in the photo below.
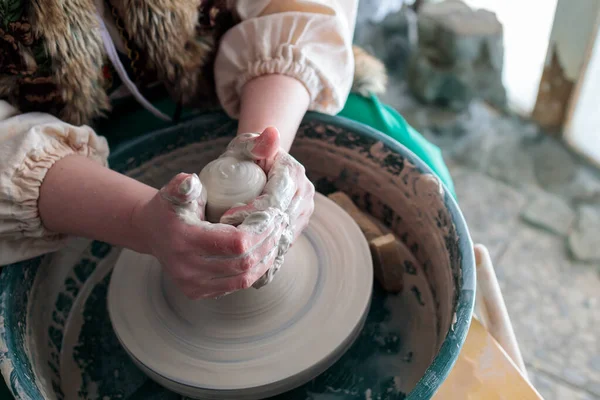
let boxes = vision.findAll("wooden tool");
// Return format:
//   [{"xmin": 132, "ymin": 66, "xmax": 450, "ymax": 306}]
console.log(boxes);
[
  {"xmin": 327, "ymin": 192, "xmax": 383, "ymax": 242},
  {"xmin": 369, "ymin": 234, "xmax": 405, "ymax": 293},
  {"xmin": 474, "ymin": 244, "xmax": 528, "ymax": 378},
  {"xmin": 328, "ymin": 192, "xmax": 404, "ymax": 293}
]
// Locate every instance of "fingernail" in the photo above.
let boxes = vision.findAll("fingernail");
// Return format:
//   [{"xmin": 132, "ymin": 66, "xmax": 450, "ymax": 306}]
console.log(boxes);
[{"xmin": 179, "ymin": 174, "xmax": 199, "ymax": 195}]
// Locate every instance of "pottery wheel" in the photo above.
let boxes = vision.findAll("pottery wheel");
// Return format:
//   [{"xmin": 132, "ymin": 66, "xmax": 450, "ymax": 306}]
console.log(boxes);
[{"xmin": 108, "ymin": 193, "xmax": 374, "ymax": 399}]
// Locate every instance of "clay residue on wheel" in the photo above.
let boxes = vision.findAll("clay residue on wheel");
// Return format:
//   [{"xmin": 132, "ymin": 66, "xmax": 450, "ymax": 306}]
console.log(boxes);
[{"xmin": 292, "ymin": 133, "xmax": 458, "ymax": 350}]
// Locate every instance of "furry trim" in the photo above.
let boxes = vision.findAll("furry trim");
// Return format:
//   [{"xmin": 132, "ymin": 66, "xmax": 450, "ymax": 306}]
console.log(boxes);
[
  {"xmin": 29, "ymin": 0, "xmax": 110, "ymax": 125},
  {"xmin": 108, "ymin": 0, "xmax": 220, "ymax": 106},
  {"xmin": 352, "ymin": 45, "xmax": 388, "ymax": 97}
]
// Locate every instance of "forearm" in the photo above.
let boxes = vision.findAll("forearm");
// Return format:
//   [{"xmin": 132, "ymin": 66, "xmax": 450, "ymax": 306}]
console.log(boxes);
[
  {"xmin": 238, "ymin": 74, "xmax": 310, "ymax": 151},
  {"xmin": 39, "ymin": 155, "xmax": 156, "ymax": 253}
]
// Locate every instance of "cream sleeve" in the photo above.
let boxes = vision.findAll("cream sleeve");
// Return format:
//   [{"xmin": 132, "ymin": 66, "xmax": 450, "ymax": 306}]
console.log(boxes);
[
  {"xmin": 215, "ymin": 0, "xmax": 358, "ymax": 118},
  {"xmin": 0, "ymin": 100, "xmax": 110, "ymax": 265}
]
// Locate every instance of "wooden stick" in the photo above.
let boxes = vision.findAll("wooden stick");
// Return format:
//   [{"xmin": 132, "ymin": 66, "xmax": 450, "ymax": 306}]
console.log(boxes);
[{"xmin": 474, "ymin": 244, "xmax": 528, "ymax": 379}]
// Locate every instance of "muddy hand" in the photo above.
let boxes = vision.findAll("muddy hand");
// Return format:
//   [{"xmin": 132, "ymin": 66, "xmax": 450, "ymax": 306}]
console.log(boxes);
[
  {"xmin": 159, "ymin": 172, "xmax": 207, "ymax": 223},
  {"xmin": 220, "ymin": 127, "xmax": 316, "ymax": 288},
  {"xmin": 134, "ymin": 172, "xmax": 286, "ymax": 299}
]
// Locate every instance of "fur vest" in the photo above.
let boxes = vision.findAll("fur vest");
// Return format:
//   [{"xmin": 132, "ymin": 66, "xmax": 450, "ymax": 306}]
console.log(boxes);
[{"xmin": 0, "ymin": 0, "xmax": 385, "ymax": 126}]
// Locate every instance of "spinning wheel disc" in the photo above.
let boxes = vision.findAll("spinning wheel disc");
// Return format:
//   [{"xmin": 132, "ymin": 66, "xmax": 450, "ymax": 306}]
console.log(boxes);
[{"xmin": 108, "ymin": 193, "xmax": 374, "ymax": 399}]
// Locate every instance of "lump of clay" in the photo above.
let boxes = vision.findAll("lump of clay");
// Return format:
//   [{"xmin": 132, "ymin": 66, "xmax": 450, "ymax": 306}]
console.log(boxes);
[{"xmin": 199, "ymin": 156, "xmax": 267, "ymax": 223}]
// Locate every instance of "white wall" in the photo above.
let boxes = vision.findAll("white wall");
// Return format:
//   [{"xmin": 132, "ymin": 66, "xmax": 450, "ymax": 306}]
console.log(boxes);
[
  {"xmin": 566, "ymin": 27, "xmax": 600, "ymax": 165},
  {"xmin": 463, "ymin": 0, "xmax": 557, "ymax": 115}
]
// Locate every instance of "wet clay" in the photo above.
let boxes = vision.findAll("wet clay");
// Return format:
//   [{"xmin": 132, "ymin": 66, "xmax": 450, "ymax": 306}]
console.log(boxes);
[{"xmin": 199, "ymin": 156, "xmax": 266, "ymax": 223}]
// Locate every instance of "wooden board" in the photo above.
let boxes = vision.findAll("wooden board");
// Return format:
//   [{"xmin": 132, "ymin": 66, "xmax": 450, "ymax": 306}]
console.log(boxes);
[{"xmin": 434, "ymin": 317, "xmax": 543, "ymax": 400}]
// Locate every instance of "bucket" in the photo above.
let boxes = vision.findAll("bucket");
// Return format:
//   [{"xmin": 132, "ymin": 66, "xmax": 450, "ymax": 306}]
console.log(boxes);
[{"xmin": 0, "ymin": 111, "xmax": 475, "ymax": 399}]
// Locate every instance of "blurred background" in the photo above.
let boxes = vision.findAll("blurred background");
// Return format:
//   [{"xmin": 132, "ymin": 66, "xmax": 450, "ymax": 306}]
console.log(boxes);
[{"xmin": 354, "ymin": 1, "xmax": 600, "ymax": 399}]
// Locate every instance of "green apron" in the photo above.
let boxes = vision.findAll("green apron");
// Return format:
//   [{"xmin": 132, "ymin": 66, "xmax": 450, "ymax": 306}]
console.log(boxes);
[{"xmin": 339, "ymin": 94, "xmax": 456, "ymax": 197}]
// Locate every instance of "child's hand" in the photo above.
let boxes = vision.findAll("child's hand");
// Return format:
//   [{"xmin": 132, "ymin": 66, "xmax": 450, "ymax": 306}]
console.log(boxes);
[
  {"xmin": 132, "ymin": 172, "xmax": 286, "ymax": 299},
  {"xmin": 133, "ymin": 127, "xmax": 314, "ymax": 298},
  {"xmin": 220, "ymin": 127, "xmax": 315, "ymax": 287},
  {"xmin": 222, "ymin": 127, "xmax": 315, "ymax": 240}
]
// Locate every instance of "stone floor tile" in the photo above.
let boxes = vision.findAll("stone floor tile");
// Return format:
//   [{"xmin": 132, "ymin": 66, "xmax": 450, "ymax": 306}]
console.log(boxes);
[
  {"xmin": 485, "ymin": 136, "xmax": 540, "ymax": 188},
  {"xmin": 529, "ymin": 368, "xmax": 557, "ymax": 400},
  {"xmin": 569, "ymin": 206, "xmax": 600, "ymax": 263},
  {"xmin": 520, "ymin": 191, "xmax": 575, "ymax": 236},
  {"xmin": 533, "ymin": 137, "xmax": 578, "ymax": 189},
  {"xmin": 527, "ymin": 367, "xmax": 600, "ymax": 400},
  {"xmin": 495, "ymin": 225, "xmax": 600, "ymax": 395},
  {"xmin": 450, "ymin": 167, "xmax": 527, "ymax": 260}
]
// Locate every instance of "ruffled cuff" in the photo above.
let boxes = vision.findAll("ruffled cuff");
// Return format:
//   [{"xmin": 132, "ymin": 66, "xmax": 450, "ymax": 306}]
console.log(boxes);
[
  {"xmin": 0, "ymin": 116, "xmax": 109, "ymax": 265},
  {"xmin": 234, "ymin": 43, "xmax": 325, "ymax": 111},
  {"xmin": 214, "ymin": 11, "xmax": 354, "ymax": 118}
]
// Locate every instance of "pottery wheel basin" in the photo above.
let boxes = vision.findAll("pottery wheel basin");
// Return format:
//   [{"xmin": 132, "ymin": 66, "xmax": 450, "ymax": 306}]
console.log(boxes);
[{"xmin": 0, "ymin": 112, "xmax": 475, "ymax": 399}]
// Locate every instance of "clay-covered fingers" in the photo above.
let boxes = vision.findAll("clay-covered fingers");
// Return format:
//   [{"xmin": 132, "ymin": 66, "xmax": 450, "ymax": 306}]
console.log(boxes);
[
  {"xmin": 160, "ymin": 173, "xmax": 204, "ymax": 205},
  {"xmin": 201, "ymin": 246, "xmax": 280, "ymax": 298},
  {"xmin": 223, "ymin": 127, "xmax": 280, "ymax": 168},
  {"xmin": 159, "ymin": 172, "xmax": 207, "ymax": 223},
  {"xmin": 287, "ymin": 193, "xmax": 315, "ymax": 242},
  {"xmin": 163, "ymin": 216, "xmax": 286, "ymax": 298},
  {"xmin": 191, "ymin": 219, "xmax": 285, "ymax": 276},
  {"xmin": 180, "ymin": 211, "xmax": 284, "ymax": 257},
  {"xmin": 175, "ymin": 237, "xmax": 281, "ymax": 300},
  {"xmin": 285, "ymin": 172, "xmax": 315, "ymax": 218},
  {"xmin": 154, "ymin": 128, "xmax": 313, "ymax": 298}
]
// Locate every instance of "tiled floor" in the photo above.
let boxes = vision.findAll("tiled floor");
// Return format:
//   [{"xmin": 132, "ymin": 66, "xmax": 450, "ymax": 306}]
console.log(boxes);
[{"xmin": 381, "ymin": 78, "xmax": 600, "ymax": 399}]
